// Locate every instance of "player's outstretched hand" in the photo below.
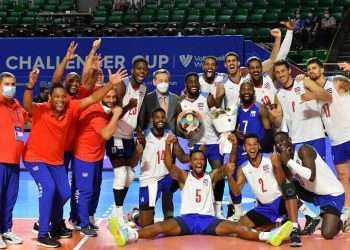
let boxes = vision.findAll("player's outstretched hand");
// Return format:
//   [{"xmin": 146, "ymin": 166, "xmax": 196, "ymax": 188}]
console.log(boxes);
[
  {"xmin": 108, "ymin": 68, "xmax": 128, "ymax": 86},
  {"xmin": 28, "ymin": 68, "xmax": 40, "ymax": 88},
  {"xmin": 65, "ymin": 41, "xmax": 78, "ymax": 61}
]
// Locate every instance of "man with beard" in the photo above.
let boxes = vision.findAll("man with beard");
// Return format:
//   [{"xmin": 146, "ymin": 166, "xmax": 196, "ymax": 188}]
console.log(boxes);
[
  {"xmin": 198, "ymin": 56, "xmax": 226, "ymax": 102},
  {"xmin": 71, "ymin": 88, "xmax": 124, "ymax": 237},
  {"xmin": 22, "ymin": 68, "xmax": 127, "ymax": 248},
  {"xmin": 304, "ymin": 58, "xmax": 350, "ymax": 232},
  {"xmin": 133, "ymin": 108, "xmax": 188, "ymax": 227},
  {"xmin": 137, "ymin": 69, "xmax": 180, "ymax": 220},
  {"xmin": 270, "ymin": 60, "xmax": 331, "ymax": 160},
  {"xmin": 226, "ymin": 134, "xmax": 302, "ymax": 247},
  {"xmin": 176, "ymin": 73, "xmax": 225, "ymax": 218},
  {"xmin": 226, "ymin": 81, "xmax": 273, "ymax": 222},
  {"xmin": 106, "ymin": 57, "xmax": 149, "ymax": 227},
  {"xmin": 108, "ymin": 135, "xmax": 294, "ymax": 248},
  {"xmin": 274, "ymin": 132, "xmax": 345, "ymax": 239}
]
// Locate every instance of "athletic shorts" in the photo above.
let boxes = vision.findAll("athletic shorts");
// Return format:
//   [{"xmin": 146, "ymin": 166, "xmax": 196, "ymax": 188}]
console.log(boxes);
[
  {"xmin": 106, "ymin": 137, "xmax": 135, "ymax": 161},
  {"xmin": 332, "ymin": 140, "xmax": 350, "ymax": 165},
  {"xmin": 193, "ymin": 144, "xmax": 222, "ymax": 162},
  {"xmin": 246, "ymin": 196, "xmax": 286, "ymax": 227},
  {"xmin": 175, "ymin": 213, "xmax": 223, "ymax": 235},
  {"xmin": 294, "ymin": 181, "xmax": 345, "ymax": 216},
  {"xmin": 139, "ymin": 175, "xmax": 178, "ymax": 210},
  {"xmin": 293, "ymin": 137, "xmax": 326, "ymax": 161}
]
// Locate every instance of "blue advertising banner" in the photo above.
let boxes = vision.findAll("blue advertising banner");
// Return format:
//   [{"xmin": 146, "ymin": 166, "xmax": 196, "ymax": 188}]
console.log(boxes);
[{"xmin": 0, "ymin": 36, "xmax": 250, "ymax": 101}]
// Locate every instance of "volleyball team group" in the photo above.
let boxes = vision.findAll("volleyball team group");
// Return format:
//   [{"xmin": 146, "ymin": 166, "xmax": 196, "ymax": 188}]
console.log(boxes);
[{"xmin": 1, "ymin": 20, "xmax": 350, "ymax": 248}]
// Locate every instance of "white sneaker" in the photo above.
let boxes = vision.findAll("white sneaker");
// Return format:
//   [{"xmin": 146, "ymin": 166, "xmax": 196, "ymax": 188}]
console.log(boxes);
[
  {"xmin": 228, "ymin": 209, "xmax": 243, "ymax": 222},
  {"xmin": 0, "ymin": 235, "xmax": 7, "ymax": 249},
  {"xmin": 2, "ymin": 232, "xmax": 23, "ymax": 245}
]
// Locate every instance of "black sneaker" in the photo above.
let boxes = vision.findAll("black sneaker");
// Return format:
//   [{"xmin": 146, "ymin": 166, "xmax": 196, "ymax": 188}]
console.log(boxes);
[
  {"xmin": 51, "ymin": 221, "xmax": 73, "ymax": 239},
  {"xmin": 37, "ymin": 233, "xmax": 61, "ymax": 248},
  {"xmin": 80, "ymin": 225, "xmax": 97, "ymax": 237},
  {"xmin": 89, "ymin": 223, "xmax": 99, "ymax": 230},
  {"xmin": 301, "ymin": 215, "xmax": 321, "ymax": 235},
  {"xmin": 290, "ymin": 227, "xmax": 303, "ymax": 247},
  {"xmin": 32, "ymin": 222, "xmax": 39, "ymax": 234}
]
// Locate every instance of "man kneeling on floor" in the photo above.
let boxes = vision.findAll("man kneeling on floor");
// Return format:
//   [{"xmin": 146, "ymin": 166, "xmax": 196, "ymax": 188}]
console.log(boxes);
[{"xmin": 108, "ymin": 134, "xmax": 293, "ymax": 247}]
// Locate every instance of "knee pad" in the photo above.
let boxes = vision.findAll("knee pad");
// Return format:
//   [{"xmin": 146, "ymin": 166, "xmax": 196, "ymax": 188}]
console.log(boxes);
[
  {"xmin": 113, "ymin": 166, "xmax": 128, "ymax": 190},
  {"xmin": 282, "ymin": 182, "xmax": 297, "ymax": 200},
  {"xmin": 126, "ymin": 167, "xmax": 135, "ymax": 187}
]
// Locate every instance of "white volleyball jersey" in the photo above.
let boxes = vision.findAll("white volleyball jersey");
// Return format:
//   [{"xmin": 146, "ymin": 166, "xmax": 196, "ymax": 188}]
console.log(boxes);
[
  {"xmin": 114, "ymin": 77, "xmax": 147, "ymax": 139},
  {"xmin": 251, "ymin": 73, "xmax": 278, "ymax": 105},
  {"xmin": 241, "ymin": 154, "xmax": 282, "ymax": 204},
  {"xmin": 223, "ymin": 74, "xmax": 247, "ymax": 110},
  {"xmin": 198, "ymin": 72, "xmax": 226, "ymax": 97},
  {"xmin": 321, "ymin": 79, "xmax": 350, "ymax": 146},
  {"xmin": 293, "ymin": 147, "xmax": 344, "ymax": 196},
  {"xmin": 139, "ymin": 129, "xmax": 170, "ymax": 187},
  {"xmin": 277, "ymin": 80, "xmax": 325, "ymax": 143},
  {"xmin": 180, "ymin": 173, "xmax": 215, "ymax": 216},
  {"xmin": 180, "ymin": 95, "xmax": 219, "ymax": 144}
]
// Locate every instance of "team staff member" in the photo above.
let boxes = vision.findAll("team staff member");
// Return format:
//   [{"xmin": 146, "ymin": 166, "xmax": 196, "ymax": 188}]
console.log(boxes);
[
  {"xmin": 0, "ymin": 72, "xmax": 26, "ymax": 249},
  {"xmin": 22, "ymin": 68, "xmax": 127, "ymax": 248},
  {"xmin": 71, "ymin": 88, "xmax": 123, "ymax": 237}
]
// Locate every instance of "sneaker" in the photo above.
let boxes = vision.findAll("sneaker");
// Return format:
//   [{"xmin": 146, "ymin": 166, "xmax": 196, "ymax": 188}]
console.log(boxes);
[
  {"xmin": 301, "ymin": 215, "xmax": 321, "ymax": 235},
  {"xmin": 108, "ymin": 216, "xmax": 128, "ymax": 246},
  {"xmin": 37, "ymin": 233, "xmax": 61, "ymax": 248},
  {"xmin": 32, "ymin": 222, "xmax": 39, "ymax": 234},
  {"xmin": 268, "ymin": 221, "xmax": 293, "ymax": 247},
  {"xmin": 342, "ymin": 220, "xmax": 350, "ymax": 233},
  {"xmin": 89, "ymin": 223, "xmax": 99, "ymax": 230},
  {"xmin": 227, "ymin": 210, "xmax": 243, "ymax": 222},
  {"xmin": 80, "ymin": 225, "xmax": 97, "ymax": 237},
  {"xmin": 2, "ymin": 231, "xmax": 23, "ymax": 244},
  {"xmin": 0, "ymin": 235, "xmax": 7, "ymax": 249},
  {"xmin": 289, "ymin": 227, "xmax": 303, "ymax": 247},
  {"xmin": 51, "ymin": 222, "xmax": 73, "ymax": 239}
]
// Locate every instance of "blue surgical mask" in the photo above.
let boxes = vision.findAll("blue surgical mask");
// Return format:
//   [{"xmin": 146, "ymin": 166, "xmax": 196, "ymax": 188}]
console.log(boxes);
[{"xmin": 2, "ymin": 85, "xmax": 16, "ymax": 98}]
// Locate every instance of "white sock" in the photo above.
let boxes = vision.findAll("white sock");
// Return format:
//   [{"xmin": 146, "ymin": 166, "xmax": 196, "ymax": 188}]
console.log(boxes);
[
  {"xmin": 299, "ymin": 204, "xmax": 317, "ymax": 218},
  {"xmin": 127, "ymin": 227, "xmax": 139, "ymax": 242},
  {"xmin": 112, "ymin": 205, "xmax": 125, "ymax": 224},
  {"xmin": 292, "ymin": 222, "xmax": 298, "ymax": 229},
  {"xmin": 215, "ymin": 201, "xmax": 223, "ymax": 215},
  {"xmin": 89, "ymin": 216, "xmax": 96, "ymax": 225},
  {"xmin": 258, "ymin": 231, "xmax": 270, "ymax": 241},
  {"xmin": 234, "ymin": 204, "xmax": 242, "ymax": 215}
]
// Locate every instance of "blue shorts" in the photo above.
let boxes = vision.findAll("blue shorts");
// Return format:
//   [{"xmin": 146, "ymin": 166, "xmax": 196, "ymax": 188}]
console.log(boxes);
[
  {"xmin": 293, "ymin": 137, "xmax": 326, "ymax": 160},
  {"xmin": 106, "ymin": 137, "xmax": 135, "ymax": 161},
  {"xmin": 139, "ymin": 175, "xmax": 178, "ymax": 210},
  {"xmin": 332, "ymin": 140, "xmax": 350, "ymax": 165},
  {"xmin": 175, "ymin": 214, "xmax": 223, "ymax": 235},
  {"xmin": 246, "ymin": 196, "xmax": 286, "ymax": 226},
  {"xmin": 193, "ymin": 144, "xmax": 222, "ymax": 162}
]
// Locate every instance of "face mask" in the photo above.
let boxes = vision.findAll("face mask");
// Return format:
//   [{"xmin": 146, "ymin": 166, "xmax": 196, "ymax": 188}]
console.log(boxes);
[
  {"xmin": 2, "ymin": 85, "xmax": 16, "ymax": 98},
  {"xmin": 156, "ymin": 82, "xmax": 169, "ymax": 94},
  {"xmin": 101, "ymin": 103, "xmax": 112, "ymax": 114},
  {"xmin": 325, "ymin": 14, "xmax": 330, "ymax": 18},
  {"xmin": 308, "ymin": 13, "xmax": 313, "ymax": 17},
  {"xmin": 296, "ymin": 14, "xmax": 300, "ymax": 19}
]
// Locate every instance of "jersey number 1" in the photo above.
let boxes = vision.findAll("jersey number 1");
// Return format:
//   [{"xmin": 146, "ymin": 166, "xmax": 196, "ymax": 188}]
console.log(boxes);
[{"xmin": 157, "ymin": 150, "xmax": 165, "ymax": 164}]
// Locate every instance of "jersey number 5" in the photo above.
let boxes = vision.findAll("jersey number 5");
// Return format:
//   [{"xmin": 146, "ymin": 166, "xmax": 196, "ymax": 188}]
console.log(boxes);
[{"xmin": 195, "ymin": 189, "xmax": 201, "ymax": 203}]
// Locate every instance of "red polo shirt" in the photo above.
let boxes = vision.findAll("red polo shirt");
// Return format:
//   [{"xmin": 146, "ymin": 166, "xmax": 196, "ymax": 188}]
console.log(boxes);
[
  {"xmin": 73, "ymin": 103, "xmax": 110, "ymax": 162},
  {"xmin": 0, "ymin": 96, "xmax": 26, "ymax": 164},
  {"xmin": 23, "ymin": 100, "xmax": 81, "ymax": 165}
]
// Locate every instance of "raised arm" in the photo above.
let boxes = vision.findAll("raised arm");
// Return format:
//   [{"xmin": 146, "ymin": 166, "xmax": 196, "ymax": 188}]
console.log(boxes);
[
  {"xmin": 164, "ymin": 134, "xmax": 188, "ymax": 185},
  {"xmin": 81, "ymin": 38, "xmax": 102, "ymax": 87},
  {"xmin": 99, "ymin": 106, "xmax": 123, "ymax": 140},
  {"xmin": 262, "ymin": 28, "xmax": 281, "ymax": 73},
  {"xmin": 225, "ymin": 162, "xmax": 246, "ymax": 197},
  {"xmin": 276, "ymin": 20, "xmax": 295, "ymax": 61},
  {"xmin": 51, "ymin": 41, "xmax": 78, "ymax": 85},
  {"xmin": 302, "ymin": 77, "xmax": 332, "ymax": 102},
  {"xmin": 23, "ymin": 69, "xmax": 40, "ymax": 115},
  {"xmin": 171, "ymin": 135, "xmax": 190, "ymax": 163},
  {"xmin": 79, "ymin": 68, "xmax": 128, "ymax": 111}
]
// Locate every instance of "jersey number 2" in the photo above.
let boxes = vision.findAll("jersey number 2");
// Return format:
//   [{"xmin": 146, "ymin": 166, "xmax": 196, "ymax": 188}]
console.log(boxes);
[{"xmin": 258, "ymin": 178, "xmax": 267, "ymax": 193}]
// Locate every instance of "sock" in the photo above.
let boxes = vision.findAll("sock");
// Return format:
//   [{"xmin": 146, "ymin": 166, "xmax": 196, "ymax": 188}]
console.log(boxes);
[
  {"xmin": 299, "ymin": 204, "xmax": 317, "ymax": 218},
  {"xmin": 258, "ymin": 232, "xmax": 270, "ymax": 241},
  {"xmin": 234, "ymin": 203, "xmax": 242, "ymax": 215},
  {"xmin": 127, "ymin": 227, "xmax": 139, "ymax": 242},
  {"xmin": 112, "ymin": 205, "xmax": 125, "ymax": 224},
  {"xmin": 292, "ymin": 222, "xmax": 298, "ymax": 229},
  {"xmin": 215, "ymin": 201, "xmax": 223, "ymax": 216}
]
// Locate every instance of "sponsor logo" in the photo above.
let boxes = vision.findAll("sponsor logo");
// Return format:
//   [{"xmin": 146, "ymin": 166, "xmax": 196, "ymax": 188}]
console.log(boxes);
[{"xmin": 179, "ymin": 54, "xmax": 193, "ymax": 67}]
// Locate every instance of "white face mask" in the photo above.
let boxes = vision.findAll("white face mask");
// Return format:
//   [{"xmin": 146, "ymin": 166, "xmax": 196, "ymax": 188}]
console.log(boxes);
[
  {"xmin": 156, "ymin": 82, "xmax": 169, "ymax": 94},
  {"xmin": 101, "ymin": 103, "xmax": 112, "ymax": 114},
  {"xmin": 2, "ymin": 85, "xmax": 16, "ymax": 98}
]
